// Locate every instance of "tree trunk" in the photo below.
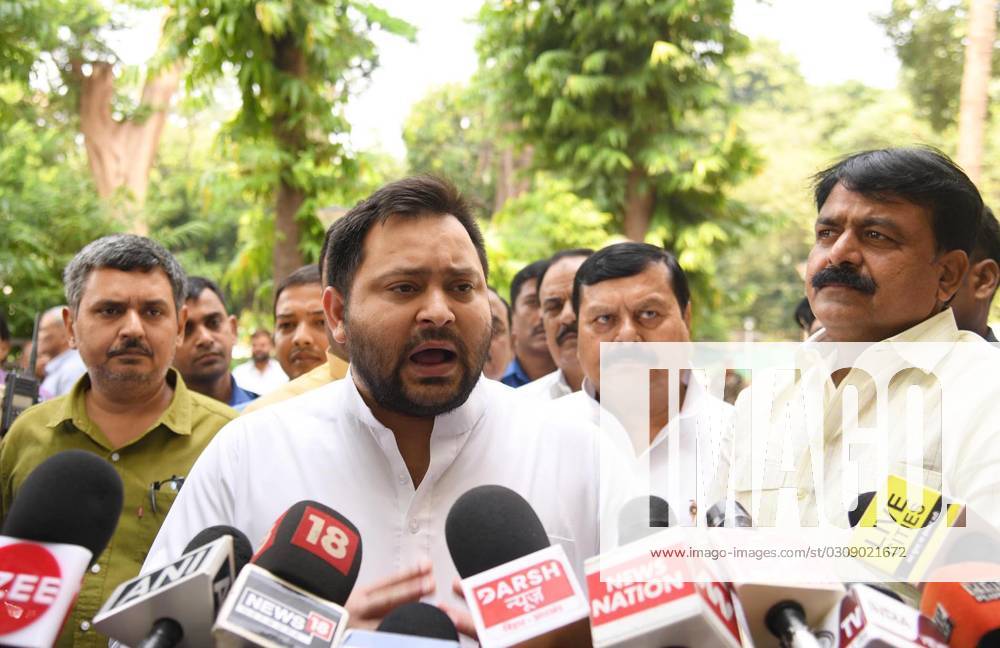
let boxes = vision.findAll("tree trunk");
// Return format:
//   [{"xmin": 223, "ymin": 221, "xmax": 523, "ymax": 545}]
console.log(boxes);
[
  {"xmin": 956, "ymin": 0, "xmax": 997, "ymax": 184},
  {"xmin": 272, "ymin": 36, "xmax": 308, "ymax": 283},
  {"xmin": 493, "ymin": 123, "xmax": 534, "ymax": 213},
  {"xmin": 74, "ymin": 60, "xmax": 180, "ymax": 234},
  {"xmin": 623, "ymin": 166, "xmax": 655, "ymax": 241}
]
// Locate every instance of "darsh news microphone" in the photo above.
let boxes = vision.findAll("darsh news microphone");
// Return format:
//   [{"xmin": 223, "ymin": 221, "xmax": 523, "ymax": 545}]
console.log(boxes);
[
  {"xmin": 213, "ymin": 500, "xmax": 363, "ymax": 647},
  {"xmin": 0, "ymin": 449, "xmax": 123, "ymax": 647},
  {"xmin": 446, "ymin": 484, "xmax": 591, "ymax": 648}
]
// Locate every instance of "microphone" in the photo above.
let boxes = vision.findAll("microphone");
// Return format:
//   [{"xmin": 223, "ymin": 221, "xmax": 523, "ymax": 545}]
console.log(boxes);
[
  {"xmin": 705, "ymin": 499, "xmax": 843, "ymax": 648},
  {"xmin": 0, "ymin": 449, "xmax": 123, "ymax": 647},
  {"xmin": 339, "ymin": 603, "xmax": 461, "ymax": 647},
  {"xmin": 920, "ymin": 563, "xmax": 1000, "ymax": 647},
  {"xmin": 93, "ymin": 525, "xmax": 251, "ymax": 648},
  {"xmin": 445, "ymin": 484, "xmax": 591, "ymax": 648},
  {"xmin": 617, "ymin": 495, "xmax": 675, "ymax": 545},
  {"xmin": 810, "ymin": 583, "xmax": 947, "ymax": 647},
  {"xmin": 212, "ymin": 500, "xmax": 362, "ymax": 647}
]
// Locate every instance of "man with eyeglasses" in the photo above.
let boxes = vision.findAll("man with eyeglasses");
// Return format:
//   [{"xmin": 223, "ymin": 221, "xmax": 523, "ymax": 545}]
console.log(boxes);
[{"xmin": 0, "ymin": 235, "xmax": 235, "ymax": 647}]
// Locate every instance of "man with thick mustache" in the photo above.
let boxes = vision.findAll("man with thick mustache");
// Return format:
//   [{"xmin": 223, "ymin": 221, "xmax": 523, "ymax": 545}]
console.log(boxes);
[
  {"xmin": 145, "ymin": 177, "xmax": 633, "ymax": 637},
  {"xmin": 726, "ymin": 148, "xmax": 1000, "ymax": 534},
  {"xmin": 0, "ymin": 235, "xmax": 235, "ymax": 647},
  {"xmin": 521, "ymin": 248, "xmax": 593, "ymax": 399}
]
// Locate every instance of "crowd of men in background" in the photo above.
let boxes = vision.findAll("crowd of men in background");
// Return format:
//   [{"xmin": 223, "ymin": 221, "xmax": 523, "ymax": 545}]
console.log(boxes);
[{"xmin": 0, "ymin": 146, "xmax": 998, "ymax": 645}]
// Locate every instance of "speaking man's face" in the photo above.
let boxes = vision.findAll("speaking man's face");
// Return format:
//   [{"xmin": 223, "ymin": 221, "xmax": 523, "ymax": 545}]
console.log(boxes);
[
  {"xmin": 806, "ymin": 182, "xmax": 967, "ymax": 343},
  {"xmin": 328, "ymin": 214, "xmax": 492, "ymax": 417}
]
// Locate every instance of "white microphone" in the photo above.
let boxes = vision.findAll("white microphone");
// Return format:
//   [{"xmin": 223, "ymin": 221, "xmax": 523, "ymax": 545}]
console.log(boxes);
[
  {"xmin": 0, "ymin": 449, "xmax": 123, "ymax": 647},
  {"xmin": 93, "ymin": 526, "xmax": 251, "ymax": 648},
  {"xmin": 445, "ymin": 485, "xmax": 592, "ymax": 648}
]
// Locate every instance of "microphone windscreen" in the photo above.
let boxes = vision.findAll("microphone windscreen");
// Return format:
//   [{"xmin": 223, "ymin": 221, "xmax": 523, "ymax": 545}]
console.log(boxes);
[
  {"xmin": 2, "ymin": 449, "xmax": 123, "ymax": 561},
  {"xmin": 705, "ymin": 499, "xmax": 752, "ymax": 528},
  {"xmin": 847, "ymin": 491, "xmax": 876, "ymax": 527},
  {"xmin": 184, "ymin": 525, "xmax": 254, "ymax": 572},
  {"xmin": 252, "ymin": 500, "xmax": 362, "ymax": 606},
  {"xmin": 618, "ymin": 495, "xmax": 675, "ymax": 545},
  {"xmin": 377, "ymin": 602, "xmax": 459, "ymax": 641},
  {"xmin": 445, "ymin": 484, "xmax": 549, "ymax": 579}
]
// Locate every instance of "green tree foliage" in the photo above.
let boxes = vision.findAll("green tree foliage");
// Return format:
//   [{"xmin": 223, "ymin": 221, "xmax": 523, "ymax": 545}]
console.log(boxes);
[
  {"xmin": 476, "ymin": 0, "xmax": 759, "ymax": 241},
  {"xmin": 483, "ymin": 175, "xmax": 619, "ymax": 299},
  {"xmin": 403, "ymin": 81, "xmax": 496, "ymax": 218},
  {"xmin": 164, "ymin": 0, "xmax": 414, "ymax": 283},
  {"xmin": 877, "ymin": 0, "xmax": 1000, "ymax": 132}
]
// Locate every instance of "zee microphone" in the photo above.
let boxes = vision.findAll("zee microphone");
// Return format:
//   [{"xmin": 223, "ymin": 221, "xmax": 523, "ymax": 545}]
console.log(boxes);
[
  {"xmin": 93, "ymin": 525, "xmax": 252, "ymax": 648},
  {"xmin": 213, "ymin": 500, "xmax": 362, "ymax": 647},
  {"xmin": 0, "ymin": 449, "xmax": 123, "ymax": 647},
  {"xmin": 339, "ymin": 602, "xmax": 461, "ymax": 647},
  {"xmin": 446, "ymin": 484, "xmax": 591, "ymax": 648}
]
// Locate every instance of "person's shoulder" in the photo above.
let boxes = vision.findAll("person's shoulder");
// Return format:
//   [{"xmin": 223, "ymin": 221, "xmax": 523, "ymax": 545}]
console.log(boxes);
[
  {"xmin": 238, "ymin": 379, "xmax": 346, "ymax": 429},
  {"xmin": 187, "ymin": 390, "xmax": 238, "ymax": 431},
  {"xmin": 3, "ymin": 397, "xmax": 66, "ymax": 446}
]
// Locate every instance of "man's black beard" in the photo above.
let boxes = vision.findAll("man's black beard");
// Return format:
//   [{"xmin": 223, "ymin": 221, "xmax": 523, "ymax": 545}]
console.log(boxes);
[{"xmin": 346, "ymin": 319, "xmax": 491, "ymax": 418}]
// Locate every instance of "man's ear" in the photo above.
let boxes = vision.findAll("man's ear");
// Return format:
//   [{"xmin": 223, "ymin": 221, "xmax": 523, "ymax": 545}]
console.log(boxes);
[
  {"xmin": 62, "ymin": 306, "xmax": 76, "ymax": 349},
  {"xmin": 936, "ymin": 249, "xmax": 970, "ymax": 304},
  {"xmin": 228, "ymin": 314, "xmax": 239, "ymax": 338},
  {"xmin": 323, "ymin": 286, "xmax": 348, "ymax": 345},
  {"xmin": 971, "ymin": 259, "xmax": 1000, "ymax": 300},
  {"xmin": 682, "ymin": 301, "xmax": 693, "ymax": 332},
  {"xmin": 175, "ymin": 304, "xmax": 189, "ymax": 347}
]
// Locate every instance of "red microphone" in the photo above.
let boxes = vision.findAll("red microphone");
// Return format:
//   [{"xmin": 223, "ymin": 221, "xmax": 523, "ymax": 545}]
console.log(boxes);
[{"xmin": 920, "ymin": 563, "xmax": 1000, "ymax": 647}]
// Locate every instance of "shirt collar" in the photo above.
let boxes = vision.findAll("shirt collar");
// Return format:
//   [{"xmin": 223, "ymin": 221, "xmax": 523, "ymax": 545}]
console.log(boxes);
[
  {"xmin": 344, "ymin": 367, "xmax": 487, "ymax": 440},
  {"xmin": 46, "ymin": 368, "xmax": 195, "ymax": 447},
  {"xmin": 501, "ymin": 357, "xmax": 531, "ymax": 384}
]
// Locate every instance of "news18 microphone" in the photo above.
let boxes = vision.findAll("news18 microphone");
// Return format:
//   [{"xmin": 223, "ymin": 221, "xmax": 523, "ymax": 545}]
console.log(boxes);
[
  {"xmin": 339, "ymin": 602, "xmax": 461, "ymax": 647},
  {"xmin": 706, "ymin": 499, "xmax": 843, "ymax": 648},
  {"xmin": 446, "ymin": 485, "xmax": 591, "ymax": 648},
  {"xmin": 93, "ymin": 525, "xmax": 252, "ymax": 647},
  {"xmin": 0, "ymin": 449, "xmax": 123, "ymax": 647},
  {"xmin": 213, "ymin": 500, "xmax": 362, "ymax": 647}
]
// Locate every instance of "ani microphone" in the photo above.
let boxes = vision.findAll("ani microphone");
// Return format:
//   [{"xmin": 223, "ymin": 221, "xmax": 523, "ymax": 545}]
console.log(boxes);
[
  {"xmin": 213, "ymin": 500, "xmax": 363, "ymax": 647},
  {"xmin": 93, "ymin": 525, "xmax": 252, "ymax": 648},
  {"xmin": 0, "ymin": 449, "xmax": 123, "ymax": 647},
  {"xmin": 446, "ymin": 484, "xmax": 591, "ymax": 648}
]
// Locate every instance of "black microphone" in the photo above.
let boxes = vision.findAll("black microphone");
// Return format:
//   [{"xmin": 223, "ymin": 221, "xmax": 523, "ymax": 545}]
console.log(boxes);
[
  {"xmin": 0, "ymin": 450, "xmax": 124, "ymax": 647},
  {"xmin": 617, "ymin": 495, "xmax": 676, "ymax": 545},
  {"xmin": 94, "ymin": 525, "xmax": 251, "ymax": 648},
  {"xmin": 705, "ymin": 499, "xmax": 752, "ymax": 528},
  {"xmin": 3, "ymin": 448, "xmax": 124, "ymax": 562},
  {"xmin": 213, "ymin": 500, "xmax": 363, "ymax": 646},
  {"xmin": 765, "ymin": 600, "xmax": 822, "ymax": 648},
  {"xmin": 445, "ymin": 485, "xmax": 591, "ymax": 648},
  {"xmin": 377, "ymin": 602, "xmax": 460, "ymax": 641}
]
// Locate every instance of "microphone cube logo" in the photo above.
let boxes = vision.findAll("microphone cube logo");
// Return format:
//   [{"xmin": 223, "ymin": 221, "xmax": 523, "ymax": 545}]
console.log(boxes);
[
  {"xmin": 291, "ymin": 506, "xmax": 360, "ymax": 577},
  {"xmin": 587, "ymin": 551, "xmax": 694, "ymax": 626},
  {"xmin": 0, "ymin": 543, "xmax": 62, "ymax": 634},
  {"xmin": 472, "ymin": 559, "xmax": 574, "ymax": 628}
]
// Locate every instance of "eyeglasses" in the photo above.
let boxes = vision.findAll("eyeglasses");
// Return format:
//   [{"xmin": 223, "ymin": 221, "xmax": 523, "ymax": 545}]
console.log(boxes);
[{"xmin": 149, "ymin": 475, "xmax": 186, "ymax": 515}]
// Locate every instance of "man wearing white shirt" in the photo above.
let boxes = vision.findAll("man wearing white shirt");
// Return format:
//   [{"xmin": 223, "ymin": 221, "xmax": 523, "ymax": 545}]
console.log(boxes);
[
  {"xmin": 145, "ymin": 176, "xmax": 633, "ymax": 638},
  {"xmin": 37, "ymin": 305, "xmax": 87, "ymax": 398},
  {"xmin": 521, "ymin": 248, "xmax": 593, "ymax": 400},
  {"xmin": 232, "ymin": 328, "xmax": 288, "ymax": 395},
  {"xmin": 550, "ymin": 242, "xmax": 734, "ymax": 525}
]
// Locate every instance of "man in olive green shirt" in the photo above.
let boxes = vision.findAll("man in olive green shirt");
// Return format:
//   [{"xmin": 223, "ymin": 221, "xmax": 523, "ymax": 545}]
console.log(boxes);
[{"xmin": 0, "ymin": 234, "xmax": 235, "ymax": 648}]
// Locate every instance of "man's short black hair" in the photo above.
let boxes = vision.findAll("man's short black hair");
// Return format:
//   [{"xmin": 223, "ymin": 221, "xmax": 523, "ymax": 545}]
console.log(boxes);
[
  {"xmin": 509, "ymin": 259, "xmax": 550, "ymax": 310},
  {"xmin": 274, "ymin": 265, "xmax": 321, "ymax": 315},
  {"xmin": 971, "ymin": 206, "xmax": 1000, "ymax": 265},
  {"xmin": 537, "ymin": 248, "xmax": 594, "ymax": 294},
  {"xmin": 812, "ymin": 147, "xmax": 984, "ymax": 255},
  {"xmin": 185, "ymin": 276, "xmax": 228, "ymax": 313},
  {"xmin": 794, "ymin": 297, "xmax": 816, "ymax": 332},
  {"xmin": 488, "ymin": 286, "xmax": 512, "ymax": 329},
  {"xmin": 324, "ymin": 176, "xmax": 488, "ymax": 299},
  {"xmin": 572, "ymin": 242, "xmax": 690, "ymax": 315}
]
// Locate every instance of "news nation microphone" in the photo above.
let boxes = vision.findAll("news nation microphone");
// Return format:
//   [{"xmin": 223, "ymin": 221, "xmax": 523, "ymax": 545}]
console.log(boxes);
[
  {"xmin": 93, "ymin": 525, "xmax": 252, "ymax": 647},
  {"xmin": 0, "ymin": 449, "xmax": 123, "ymax": 647},
  {"xmin": 706, "ymin": 500, "xmax": 843, "ymax": 648},
  {"xmin": 920, "ymin": 563, "xmax": 1000, "ymax": 647},
  {"xmin": 339, "ymin": 602, "xmax": 461, "ymax": 647},
  {"xmin": 585, "ymin": 496, "xmax": 742, "ymax": 647},
  {"xmin": 808, "ymin": 583, "xmax": 948, "ymax": 648},
  {"xmin": 446, "ymin": 485, "xmax": 590, "ymax": 648},
  {"xmin": 213, "ymin": 500, "xmax": 362, "ymax": 647}
]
